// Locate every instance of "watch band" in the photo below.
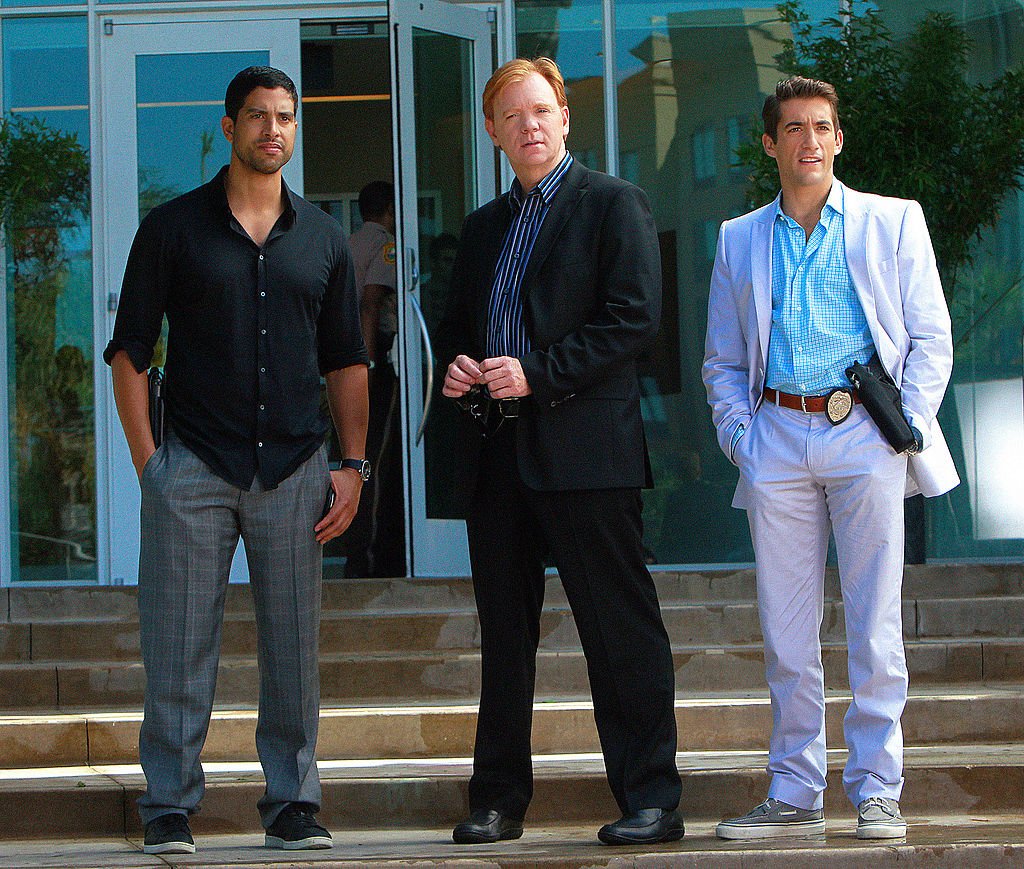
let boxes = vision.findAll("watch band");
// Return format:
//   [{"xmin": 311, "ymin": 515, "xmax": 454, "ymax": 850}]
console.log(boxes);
[{"xmin": 340, "ymin": 458, "xmax": 372, "ymax": 481}]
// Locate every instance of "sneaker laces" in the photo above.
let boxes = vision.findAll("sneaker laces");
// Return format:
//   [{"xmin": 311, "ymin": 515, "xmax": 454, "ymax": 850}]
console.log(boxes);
[
  {"xmin": 860, "ymin": 797, "xmax": 898, "ymax": 818},
  {"xmin": 281, "ymin": 804, "xmax": 323, "ymax": 830}
]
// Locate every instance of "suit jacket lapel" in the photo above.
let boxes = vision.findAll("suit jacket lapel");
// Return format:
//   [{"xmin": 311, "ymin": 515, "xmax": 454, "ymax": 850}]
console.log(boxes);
[
  {"xmin": 751, "ymin": 199, "xmax": 776, "ymax": 372},
  {"xmin": 520, "ymin": 160, "xmax": 589, "ymax": 295},
  {"xmin": 840, "ymin": 182, "xmax": 878, "ymax": 328}
]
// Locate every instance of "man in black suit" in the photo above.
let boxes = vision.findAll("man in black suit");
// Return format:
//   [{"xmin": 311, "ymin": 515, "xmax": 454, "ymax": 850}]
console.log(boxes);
[{"xmin": 440, "ymin": 57, "xmax": 683, "ymax": 847}]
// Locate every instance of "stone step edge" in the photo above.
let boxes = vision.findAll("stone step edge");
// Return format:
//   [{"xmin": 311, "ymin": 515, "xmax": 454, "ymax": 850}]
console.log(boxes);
[
  {"xmin": 12, "ymin": 591, "xmax": 1024, "ymax": 625},
  {"xmin": 3, "ymin": 684, "xmax": 1024, "ymax": 724},
  {"xmin": 3, "ymin": 817, "xmax": 1024, "ymax": 869},
  {"xmin": 2, "ymin": 742, "xmax": 1022, "ymax": 785},
  {"xmin": 9, "ymin": 634, "xmax": 1024, "ymax": 668}
]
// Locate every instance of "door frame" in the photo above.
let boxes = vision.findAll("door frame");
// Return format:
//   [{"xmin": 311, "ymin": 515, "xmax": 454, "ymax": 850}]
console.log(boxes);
[
  {"xmin": 96, "ymin": 13, "xmax": 303, "ymax": 584},
  {"xmin": 390, "ymin": 0, "xmax": 499, "ymax": 576}
]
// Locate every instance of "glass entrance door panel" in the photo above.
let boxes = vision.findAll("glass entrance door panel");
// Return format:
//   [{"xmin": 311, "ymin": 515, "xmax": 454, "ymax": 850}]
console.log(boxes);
[
  {"xmin": 391, "ymin": 0, "xmax": 495, "ymax": 576},
  {"xmin": 100, "ymin": 19, "xmax": 300, "ymax": 584}
]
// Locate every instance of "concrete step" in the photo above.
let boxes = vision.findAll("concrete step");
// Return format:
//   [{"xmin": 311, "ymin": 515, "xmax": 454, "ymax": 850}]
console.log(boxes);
[
  {"xmin": 0, "ymin": 744, "xmax": 1020, "ymax": 841},
  {"xmin": 3, "ymin": 635, "xmax": 1021, "ymax": 711},
  {"xmin": 5, "ymin": 564, "xmax": 1022, "ymax": 624},
  {"xmin": 3, "ymin": 816, "xmax": 1024, "ymax": 868},
  {"xmin": 8, "ymin": 594, "xmax": 1024, "ymax": 665},
  {"xmin": 1, "ymin": 686, "xmax": 1022, "ymax": 769}
]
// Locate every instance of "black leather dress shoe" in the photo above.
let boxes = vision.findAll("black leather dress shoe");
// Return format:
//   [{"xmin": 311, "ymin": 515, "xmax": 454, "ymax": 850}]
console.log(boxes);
[
  {"xmin": 598, "ymin": 808, "xmax": 685, "ymax": 845},
  {"xmin": 452, "ymin": 809, "xmax": 524, "ymax": 844}
]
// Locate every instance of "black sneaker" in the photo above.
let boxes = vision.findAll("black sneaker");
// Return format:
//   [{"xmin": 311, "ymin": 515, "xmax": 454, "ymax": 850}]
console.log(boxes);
[
  {"xmin": 265, "ymin": 803, "xmax": 333, "ymax": 850},
  {"xmin": 143, "ymin": 812, "xmax": 195, "ymax": 854}
]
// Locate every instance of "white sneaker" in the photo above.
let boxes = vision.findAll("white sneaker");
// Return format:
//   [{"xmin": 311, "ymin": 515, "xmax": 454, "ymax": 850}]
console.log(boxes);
[
  {"xmin": 716, "ymin": 798, "xmax": 825, "ymax": 839},
  {"xmin": 857, "ymin": 797, "xmax": 907, "ymax": 839}
]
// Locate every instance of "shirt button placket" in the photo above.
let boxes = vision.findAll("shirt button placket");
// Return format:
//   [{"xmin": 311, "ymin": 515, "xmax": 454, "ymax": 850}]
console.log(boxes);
[{"xmin": 257, "ymin": 249, "xmax": 268, "ymax": 464}]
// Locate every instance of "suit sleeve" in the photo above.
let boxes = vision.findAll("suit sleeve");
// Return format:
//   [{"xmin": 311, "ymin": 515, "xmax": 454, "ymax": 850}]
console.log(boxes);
[
  {"xmin": 702, "ymin": 220, "xmax": 753, "ymax": 461},
  {"xmin": 518, "ymin": 185, "xmax": 661, "ymax": 407},
  {"xmin": 896, "ymin": 201, "xmax": 952, "ymax": 451}
]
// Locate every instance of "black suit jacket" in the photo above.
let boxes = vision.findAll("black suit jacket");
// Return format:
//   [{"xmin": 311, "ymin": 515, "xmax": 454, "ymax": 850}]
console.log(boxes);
[{"xmin": 438, "ymin": 160, "xmax": 661, "ymax": 493}]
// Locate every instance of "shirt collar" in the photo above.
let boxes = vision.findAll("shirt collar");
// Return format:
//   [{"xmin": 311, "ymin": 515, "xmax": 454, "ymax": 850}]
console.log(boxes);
[
  {"xmin": 772, "ymin": 181, "xmax": 844, "ymax": 228},
  {"xmin": 209, "ymin": 164, "xmax": 298, "ymax": 229},
  {"xmin": 509, "ymin": 151, "xmax": 574, "ymax": 211}
]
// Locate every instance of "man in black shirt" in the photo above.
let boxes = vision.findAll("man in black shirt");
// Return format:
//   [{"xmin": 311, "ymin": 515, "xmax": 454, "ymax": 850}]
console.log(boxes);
[{"xmin": 104, "ymin": 67, "xmax": 369, "ymax": 855}]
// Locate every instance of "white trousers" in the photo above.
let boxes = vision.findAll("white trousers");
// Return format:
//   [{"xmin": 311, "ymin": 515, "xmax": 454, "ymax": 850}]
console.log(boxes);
[{"xmin": 736, "ymin": 400, "xmax": 909, "ymax": 810}]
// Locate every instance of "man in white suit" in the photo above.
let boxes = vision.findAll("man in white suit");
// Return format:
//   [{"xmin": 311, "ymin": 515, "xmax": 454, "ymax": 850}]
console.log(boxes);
[{"xmin": 703, "ymin": 77, "xmax": 959, "ymax": 840}]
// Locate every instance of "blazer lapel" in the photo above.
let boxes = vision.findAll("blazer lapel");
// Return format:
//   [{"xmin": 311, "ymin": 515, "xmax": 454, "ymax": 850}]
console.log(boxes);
[
  {"xmin": 520, "ymin": 160, "xmax": 588, "ymax": 294},
  {"xmin": 751, "ymin": 200, "xmax": 776, "ymax": 372},
  {"xmin": 841, "ymin": 182, "xmax": 878, "ymax": 328}
]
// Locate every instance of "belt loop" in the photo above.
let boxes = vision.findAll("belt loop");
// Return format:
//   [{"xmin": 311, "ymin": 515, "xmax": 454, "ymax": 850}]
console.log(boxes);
[{"xmin": 800, "ymin": 394, "xmax": 808, "ymax": 413}]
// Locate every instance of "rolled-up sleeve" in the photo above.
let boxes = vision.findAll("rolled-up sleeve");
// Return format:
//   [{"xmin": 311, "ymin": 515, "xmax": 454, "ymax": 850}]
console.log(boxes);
[{"xmin": 103, "ymin": 211, "xmax": 169, "ymax": 373}]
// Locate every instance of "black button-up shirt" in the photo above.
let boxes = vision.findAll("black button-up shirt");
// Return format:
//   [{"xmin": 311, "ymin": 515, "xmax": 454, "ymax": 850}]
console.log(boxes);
[{"xmin": 104, "ymin": 166, "xmax": 367, "ymax": 489}]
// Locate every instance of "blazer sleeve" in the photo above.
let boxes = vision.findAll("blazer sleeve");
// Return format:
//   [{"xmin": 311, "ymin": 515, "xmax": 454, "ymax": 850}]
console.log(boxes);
[
  {"xmin": 896, "ymin": 201, "xmax": 952, "ymax": 451},
  {"xmin": 519, "ymin": 184, "xmax": 661, "ymax": 406},
  {"xmin": 702, "ymin": 219, "xmax": 753, "ymax": 461}
]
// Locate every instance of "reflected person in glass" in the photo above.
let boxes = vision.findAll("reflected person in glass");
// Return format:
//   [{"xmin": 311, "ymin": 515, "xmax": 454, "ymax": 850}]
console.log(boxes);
[
  {"xmin": 439, "ymin": 57, "xmax": 683, "ymax": 847},
  {"xmin": 105, "ymin": 66, "xmax": 369, "ymax": 855},
  {"xmin": 703, "ymin": 76, "xmax": 958, "ymax": 841}
]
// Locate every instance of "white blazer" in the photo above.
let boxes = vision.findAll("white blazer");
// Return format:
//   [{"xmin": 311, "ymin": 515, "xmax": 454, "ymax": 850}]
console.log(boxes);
[{"xmin": 703, "ymin": 181, "xmax": 959, "ymax": 499}]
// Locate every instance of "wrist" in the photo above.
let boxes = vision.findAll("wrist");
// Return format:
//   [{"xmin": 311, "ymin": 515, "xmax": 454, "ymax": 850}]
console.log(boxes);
[{"xmin": 340, "ymin": 457, "xmax": 372, "ymax": 482}]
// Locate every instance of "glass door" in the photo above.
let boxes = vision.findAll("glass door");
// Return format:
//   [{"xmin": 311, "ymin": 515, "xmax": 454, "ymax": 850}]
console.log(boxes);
[
  {"xmin": 99, "ymin": 17, "xmax": 301, "ymax": 584},
  {"xmin": 391, "ymin": 0, "xmax": 496, "ymax": 576}
]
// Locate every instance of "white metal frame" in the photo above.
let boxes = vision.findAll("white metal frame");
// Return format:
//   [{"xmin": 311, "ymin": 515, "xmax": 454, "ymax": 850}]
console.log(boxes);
[
  {"xmin": 0, "ymin": 0, "xmax": 509, "ymax": 584},
  {"xmin": 391, "ymin": 0, "xmax": 498, "ymax": 576},
  {"xmin": 98, "ymin": 14, "xmax": 304, "ymax": 584}
]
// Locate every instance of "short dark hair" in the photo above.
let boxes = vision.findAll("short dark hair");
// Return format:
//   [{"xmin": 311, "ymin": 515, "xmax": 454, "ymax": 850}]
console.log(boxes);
[
  {"xmin": 762, "ymin": 76, "xmax": 840, "ymax": 141},
  {"xmin": 358, "ymin": 181, "xmax": 395, "ymax": 222},
  {"xmin": 224, "ymin": 66, "xmax": 298, "ymax": 122}
]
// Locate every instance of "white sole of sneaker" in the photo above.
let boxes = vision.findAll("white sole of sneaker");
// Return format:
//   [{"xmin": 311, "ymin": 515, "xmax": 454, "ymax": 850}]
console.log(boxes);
[
  {"xmin": 716, "ymin": 819, "xmax": 826, "ymax": 840},
  {"xmin": 143, "ymin": 841, "xmax": 196, "ymax": 855},
  {"xmin": 265, "ymin": 834, "xmax": 333, "ymax": 850},
  {"xmin": 857, "ymin": 823, "xmax": 907, "ymax": 839}
]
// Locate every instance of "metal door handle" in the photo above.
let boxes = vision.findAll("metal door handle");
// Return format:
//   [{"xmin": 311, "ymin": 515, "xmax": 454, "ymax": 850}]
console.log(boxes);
[{"xmin": 409, "ymin": 293, "xmax": 434, "ymax": 445}]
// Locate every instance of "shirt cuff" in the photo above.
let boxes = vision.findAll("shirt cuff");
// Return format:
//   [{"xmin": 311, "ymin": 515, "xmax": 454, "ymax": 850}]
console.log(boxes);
[{"xmin": 729, "ymin": 423, "xmax": 747, "ymax": 464}]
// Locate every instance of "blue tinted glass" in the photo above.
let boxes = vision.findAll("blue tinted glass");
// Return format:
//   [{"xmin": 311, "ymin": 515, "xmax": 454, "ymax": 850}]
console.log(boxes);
[
  {"xmin": 3, "ymin": 17, "xmax": 87, "ymax": 110},
  {"xmin": 3, "ymin": 16, "xmax": 96, "ymax": 582},
  {"xmin": 135, "ymin": 51, "xmax": 268, "ymax": 214}
]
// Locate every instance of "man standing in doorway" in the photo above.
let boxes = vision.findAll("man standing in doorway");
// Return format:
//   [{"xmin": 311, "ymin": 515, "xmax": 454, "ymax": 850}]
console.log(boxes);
[
  {"xmin": 345, "ymin": 180, "xmax": 405, "ymax": 577},
  {"xmin": 703, "ymin": 76, "xmax": 958, "ymax": 840},
  {"xmin": 440, "ymin": 57, "xmax": 683, "ymax": 846},
  {"xmin": 105, "ymin": 66, "xmax": 369, "ymax": 855}
]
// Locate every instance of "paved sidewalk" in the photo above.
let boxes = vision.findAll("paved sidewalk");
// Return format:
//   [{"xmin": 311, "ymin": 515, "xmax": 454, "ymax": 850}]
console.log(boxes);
[{"xmin": 1, "ymin": 815, "xmax": 1022, "ymax": 868}]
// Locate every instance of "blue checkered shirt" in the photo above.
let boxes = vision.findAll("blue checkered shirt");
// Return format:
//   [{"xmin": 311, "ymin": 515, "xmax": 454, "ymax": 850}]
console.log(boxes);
[
  {"xmin": 765, "ymin": 183, "xmax": 874, "ymax": 395},
  {"xmin": 486, "ymin": 151, "xmax": 574, "ymax": 358}
]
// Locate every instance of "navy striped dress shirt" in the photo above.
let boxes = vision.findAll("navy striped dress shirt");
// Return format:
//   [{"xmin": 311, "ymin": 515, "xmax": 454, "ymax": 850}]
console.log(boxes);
[{"xmin": 486, "ymin": 151, "xmax": 574, "ymax": 358}]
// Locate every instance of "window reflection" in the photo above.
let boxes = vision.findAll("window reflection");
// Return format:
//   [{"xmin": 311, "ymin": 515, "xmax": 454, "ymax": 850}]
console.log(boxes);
[
  {"xmin": 517, "ymin": 0, "xmax": 606, "ymax": 172},
  {"xmin": 613, "ymin": 4, "xmax": 797, "ymax": 564},
  {"xmin": 3, "ymin": 17, "xmax": 95, "ymax": 581},
  {"xmin": 875, "ymin": 0, "xmax": 1024, "ymax": 558}
]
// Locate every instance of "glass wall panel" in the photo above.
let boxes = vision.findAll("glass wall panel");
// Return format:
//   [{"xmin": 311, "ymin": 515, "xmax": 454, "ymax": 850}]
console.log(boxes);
[
  {"xmin": 612, "ymin": 2, "xmax": 805, "ymax": 564},
  {"xmin": 3, "ymin": 17, "xmax": 94, "ymax": 581},
  {"xmin": 516, "ymin": 0, "xmax": 606, "ymax": 171},
  {"xmin": 605, "ymin": 0, "xmax": 830, "ymax": 564},
  {"xmin": 874, "ymin": 0, "xmax": 1024, "ymax": 558}
]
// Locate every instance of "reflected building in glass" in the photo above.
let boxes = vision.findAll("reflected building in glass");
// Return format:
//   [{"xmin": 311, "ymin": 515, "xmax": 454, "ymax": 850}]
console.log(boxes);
[{"xmin": 0, "ymin": 0, "xmax": 1021, "ymax": 585}]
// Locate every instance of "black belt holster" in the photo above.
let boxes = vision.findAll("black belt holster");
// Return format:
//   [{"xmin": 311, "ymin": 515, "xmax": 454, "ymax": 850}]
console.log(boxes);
[{"xmin": 845, "ymin": 353, "xmax": 916, "ymax": 453}]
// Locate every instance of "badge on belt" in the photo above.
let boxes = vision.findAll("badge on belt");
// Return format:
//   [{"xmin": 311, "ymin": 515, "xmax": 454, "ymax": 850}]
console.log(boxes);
[{"xmin": 825, "ymin": 388, "xmax": 854, "ymax": 425}]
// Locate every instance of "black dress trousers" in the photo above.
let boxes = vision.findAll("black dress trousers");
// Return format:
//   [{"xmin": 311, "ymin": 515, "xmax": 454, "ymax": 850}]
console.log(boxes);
[{"xmin": 465, "ymin": 421, "xmax": 681, "ymax": 819}]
